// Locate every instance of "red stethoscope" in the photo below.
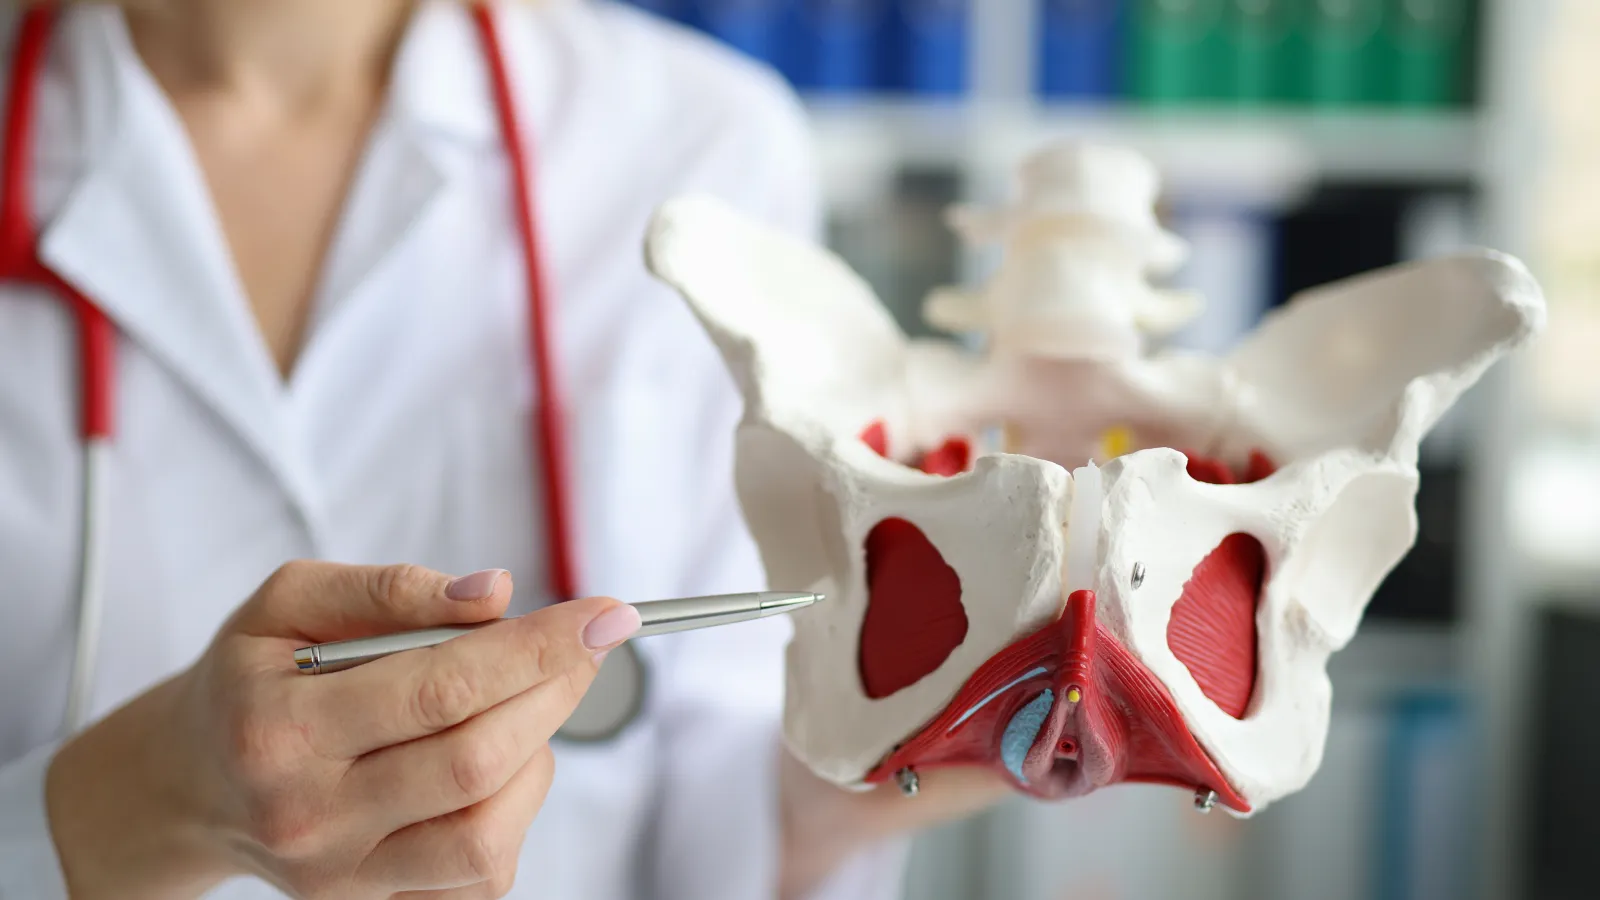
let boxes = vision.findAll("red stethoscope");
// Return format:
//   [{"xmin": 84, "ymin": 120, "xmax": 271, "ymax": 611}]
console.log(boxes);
[{"xmin": 3, "ymin": 4, "xmax": 643, "ymax": 741}]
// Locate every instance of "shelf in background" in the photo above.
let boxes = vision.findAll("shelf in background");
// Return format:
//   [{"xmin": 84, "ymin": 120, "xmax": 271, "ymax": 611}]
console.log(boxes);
[
  {"xmin": 1325, "ymin": 622, "xmax": 1460, "ymax": 709},
  {"xmin": 805, "ymin": 99, "xmax": 1482, "ymax": 211},
  {"xmin": 1511, "ymin": 437, "xmax": 1600, "ymax": 596}
]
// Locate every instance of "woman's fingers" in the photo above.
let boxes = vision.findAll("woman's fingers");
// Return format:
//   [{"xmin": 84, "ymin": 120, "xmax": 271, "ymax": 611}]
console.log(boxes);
[
  {"xmin": 306, "ymin": 596, "xmax": 638, "ymax": 758},
  {"xmin": 361, "ymin": 745, "xmax": 555, "ymax": 894},
  {"xmin": 340, "ymin": 663, "xmax": 595, "ymax": 832},
  {"xmin": 230, "ymin": 561, "xmax": 513, "ymax": 642},
  {"xmin": 111, "ymin": 561, "xmax": 625, "ymax": 900},
  {"xmin": 391, "ymin": 875, "xmax": 523, "ymax": 900}
]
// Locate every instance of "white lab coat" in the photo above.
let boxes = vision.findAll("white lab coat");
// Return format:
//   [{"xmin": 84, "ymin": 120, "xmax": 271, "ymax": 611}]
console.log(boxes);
[{"xmin": 0, "ymin": 2, "xmax": 907, "ymax": 897}]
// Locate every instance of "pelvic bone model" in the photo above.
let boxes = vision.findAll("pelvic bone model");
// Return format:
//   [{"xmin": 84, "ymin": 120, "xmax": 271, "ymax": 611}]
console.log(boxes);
[
  {"xmin": 923, "ymin": 142, "xmax": 1201, "ymax": 360},
  {"xmin": 643, "ymin": 142, "xmax": 1545, "ymax": 816}
]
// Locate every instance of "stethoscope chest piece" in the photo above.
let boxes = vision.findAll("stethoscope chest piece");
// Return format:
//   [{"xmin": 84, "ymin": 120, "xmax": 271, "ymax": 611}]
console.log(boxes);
[{"xmin": 555, "ymin": 640, "xmax": 647, "ymax": 743}]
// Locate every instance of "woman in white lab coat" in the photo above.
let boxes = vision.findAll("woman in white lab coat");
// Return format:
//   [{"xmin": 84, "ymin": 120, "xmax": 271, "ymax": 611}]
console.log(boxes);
[{"xmin": 0, "ymin": 2, "xmax": 1003, "ymax": 898}]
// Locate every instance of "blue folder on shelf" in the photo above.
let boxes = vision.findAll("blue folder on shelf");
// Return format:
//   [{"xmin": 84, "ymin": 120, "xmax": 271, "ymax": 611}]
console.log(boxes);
[
  {"xmin": 686, "ymin": 0, "xmax": 796, "ymax": 74},
  {"xmin": 1038, "ymin": 0, "xmax": 1124, "ymax": 100},
  {"xmin": 796, "ymin": 0, "xmax": 887, "ymax": 93},
  {"xmin": 887, "ymin": 0, "xmax": 970, "ymax": 96},
  {"xmin": 618, "ymin": 0, "xmax": 688, "ymax": 22},
  {"xmin": 1376, "ymin": 689, "xmax": 1473, "ymax": 900}
]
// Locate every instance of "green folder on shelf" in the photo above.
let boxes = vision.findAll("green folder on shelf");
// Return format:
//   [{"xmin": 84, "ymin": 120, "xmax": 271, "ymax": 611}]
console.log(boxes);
[
  {"xmin": 1129, "ymin": 0, "xmax": 1231, "ymax": 105},
  {"xmin": 1381, "ymin": 0, "xmax": 1474, "ymax": 107},
  {"xmin": 1304, "ymin": 0, "xmax": 1389, "ymax": 107},
  {"xmin": 1225, "ymin": 0, "xmax": 1303, "ymax": 105}
]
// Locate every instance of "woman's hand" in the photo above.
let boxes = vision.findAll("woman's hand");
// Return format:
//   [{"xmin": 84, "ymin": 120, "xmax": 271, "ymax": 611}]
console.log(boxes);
[
  {"xmin": 778, "ymin": 752, "xmax": 1009, "ymax": 899},
  {"xmin": 44, "ymin": 561, "xmax": 642, "ymax": 900}
]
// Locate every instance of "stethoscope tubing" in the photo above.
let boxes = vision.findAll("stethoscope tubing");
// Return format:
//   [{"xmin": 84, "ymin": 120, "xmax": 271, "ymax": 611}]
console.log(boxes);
[{"xmin": 62, "ymin": 440, "xmax": 111, "ymax": 734}]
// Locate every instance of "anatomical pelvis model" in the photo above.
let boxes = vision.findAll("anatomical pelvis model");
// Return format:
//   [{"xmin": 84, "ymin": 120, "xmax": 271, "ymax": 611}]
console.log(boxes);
[{"xmin": 643, "ymin": 142, "xmax": 1545, "ymax": 815}]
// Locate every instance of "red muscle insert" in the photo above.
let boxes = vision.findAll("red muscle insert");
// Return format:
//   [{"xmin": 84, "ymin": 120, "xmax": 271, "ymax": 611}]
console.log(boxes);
[
  {"xmin": 858, "ymin": 420, "xmax": 973, "ymax": 477},
  {"xmin": 1166, "ymin": 534, "xmax": 1266, "ymax": 719},
  {"xmin": 860, "ymin": 421, "xmax": 889, "ymax": 457},
  {"xmin": 1167, "ymin": 450, "xmax": 1276, "ymax": 719},
  {"xmin": 1184, "ymin": 448, "xmax": 1278, "ymax": 486},
  {"xmin": 858, "ymin": 518, "xmax": 969, "ymax": 699},
  {"xmin": 916, "ymin": 437, "xmax": 971, "ymax": 477}
]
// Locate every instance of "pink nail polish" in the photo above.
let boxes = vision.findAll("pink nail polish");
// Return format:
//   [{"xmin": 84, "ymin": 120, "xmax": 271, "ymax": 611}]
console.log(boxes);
[
  {"xmin": 581, "ymin": 604, "xmax": 641, "ymax": 650},
  {"xmin": 446, "ymin": 569, "xmax": 505, "ymax": 601}
]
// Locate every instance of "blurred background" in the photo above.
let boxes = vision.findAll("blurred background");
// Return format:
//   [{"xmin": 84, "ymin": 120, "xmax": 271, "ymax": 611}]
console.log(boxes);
[{"xmin": 619, "ymin": 2, "xmax": 1593, "ymax": 898}]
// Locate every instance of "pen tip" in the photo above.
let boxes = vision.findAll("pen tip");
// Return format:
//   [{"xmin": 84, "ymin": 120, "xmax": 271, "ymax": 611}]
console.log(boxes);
[{"xmin": 760, "ymin": 591, "xmax": 823, "ymax": 612}]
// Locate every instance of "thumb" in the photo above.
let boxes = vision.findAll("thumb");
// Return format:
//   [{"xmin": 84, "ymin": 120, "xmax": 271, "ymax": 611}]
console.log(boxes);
[{"xmin": 230, "ymin": 560, "xmax": 514, "ymax": 641}]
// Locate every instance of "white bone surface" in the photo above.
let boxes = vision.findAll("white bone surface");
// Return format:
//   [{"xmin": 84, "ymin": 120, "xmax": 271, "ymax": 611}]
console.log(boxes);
[
  {"xmin": 644, "ymin": 186, "xmax": 1544, "ymax": 811},
  {"xmin": 927, "ymin": 143, "xmax": 1202, "ymax": 360},
  {"xmin": 647, "ymin": 196, "xmax": 1073, "ymax": 783}
]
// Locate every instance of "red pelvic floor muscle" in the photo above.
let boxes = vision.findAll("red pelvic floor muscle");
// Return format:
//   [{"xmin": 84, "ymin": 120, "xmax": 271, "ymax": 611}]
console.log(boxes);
[
  {"xmin": 858, "ymin": 518, "xmax": 970, "ymax": 699},
  {"xmin": 1168, "ymin": 449, "xmax": 1276, "ymax": 720},
  {"xmin": 858, "ymin": 420, "xmax": 972, "ymax": 478},
  {"xmin": 865, "ymin": 590, "xmax": 1252, "ymax": 813},
  {"xmin": 860, "ymin": 421, "xmax": 889, "ymax": 457},
  {"xmin": 1184, "ymin": 448, "xmax": 1277, "ymax": 486},
  {"xmin": 915, "ymin": 438, "xmax": 971, "ymax": 477},
  {"xmin": 846, "ymin": 427, "xmax": 1274, "ymax": 805}
]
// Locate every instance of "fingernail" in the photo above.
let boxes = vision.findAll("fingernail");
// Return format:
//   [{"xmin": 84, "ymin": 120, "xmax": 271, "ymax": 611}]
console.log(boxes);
[
  {"xmin": 446, "ymin": 569, "xmax": 505, "ymax": 601},
  {"xmin": 582, "ymin": 604, "xmax": 641, "ymax": 650},
  {"xmin": 592, "ymin": 649, "xmax": 612, "ymax": 666}
]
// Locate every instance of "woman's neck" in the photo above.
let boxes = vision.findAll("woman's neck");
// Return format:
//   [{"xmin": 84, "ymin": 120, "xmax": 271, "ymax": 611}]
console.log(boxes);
[
  {"xmin": 123, "ymin": 0, "xmax": 418, "ymax": 114},
  {"xmin": 116, "ymin": 0, "xmax": 426, "ymax": 378}
]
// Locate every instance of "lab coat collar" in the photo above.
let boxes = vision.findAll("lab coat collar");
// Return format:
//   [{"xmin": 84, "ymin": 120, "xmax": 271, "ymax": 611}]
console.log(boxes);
[
  {"xmin": 35, "ymin": 6, "xmax": 310, "ymax": 519},
  {"xmin": 390, "ymin": 1, "xmax": 566, "ymax": 164},
  {"xmin": 30, "ymin": 3, "xmax": 526, "ymax": 542},
  {"xmin": 390, "ymin": 0, "xmax": 502, "ymax": 147},
  {"xmin": 303, "ymin": 0, "xmax": 499, "ymax": 325}
]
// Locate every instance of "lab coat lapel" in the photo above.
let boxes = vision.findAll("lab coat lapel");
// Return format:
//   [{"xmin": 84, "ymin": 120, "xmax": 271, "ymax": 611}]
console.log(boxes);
[
  {"xmin": 300, "ymin": 135, "xmax": 443, "ymax": 341},
  {"xmin": 300, "ymin": 5, "xmax": 479, "ymax": 343},
  {"xmin": 291, "ymin": 2, "xmax": 507, "ymax": 410},
  {"xmin": 35, "ymin": 8, "xmax": 321, "ymax": 530},
  {"xmin": 297, "ymin": 0, "xmax": 509, "ymax": 362},
  {"xmin": 288, "ymin": 1, "xmax": 489, "ymax": 420}
]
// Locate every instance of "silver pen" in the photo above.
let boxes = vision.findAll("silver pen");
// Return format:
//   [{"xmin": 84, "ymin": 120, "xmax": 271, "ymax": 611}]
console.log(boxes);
[{"xmin": 293, "ymin": 591, "xmax": 821, "ymax": 675}]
